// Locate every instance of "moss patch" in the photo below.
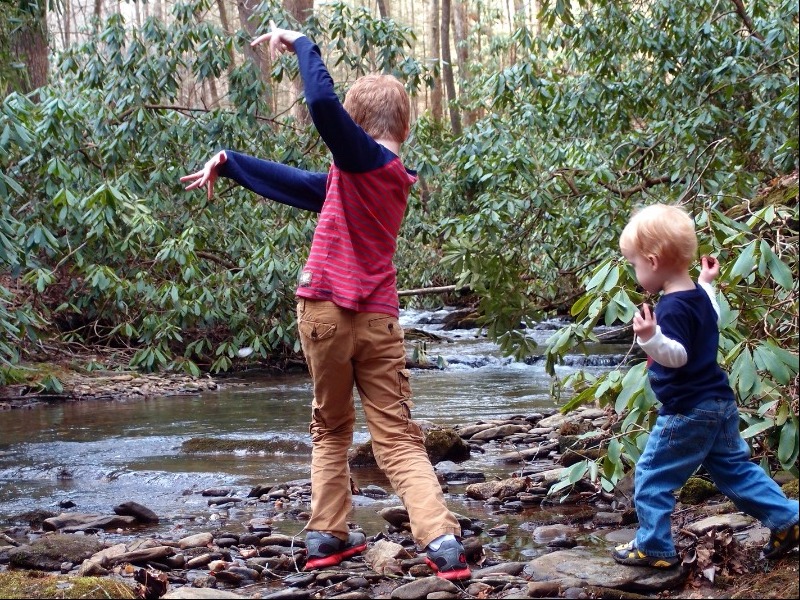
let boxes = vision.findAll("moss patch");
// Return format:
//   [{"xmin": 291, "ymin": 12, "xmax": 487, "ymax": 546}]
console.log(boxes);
[
  {"xmin": 0, "ymin": 571, "xmax": 137, "ymax": 599},
  {"xmin": 9, "ymin": 534, "xmax": 105, "ymax": 571},
  {"xmin": 679, "ymin": 476, "xmax": 719, "ymax": 505},
  {"xmin": 181, "ymin": 437, "xmax": 310, "ymax": 454},
  {"xmin": 781, "ymin": 479, "xmax": 798, "ymax": 500}
]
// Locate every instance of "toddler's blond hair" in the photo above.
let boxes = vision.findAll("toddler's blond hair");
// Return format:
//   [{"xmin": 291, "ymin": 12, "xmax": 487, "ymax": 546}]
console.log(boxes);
[
  {"xmin": 619, "ymin": 204, "xmax": 698, "ymax": 269},
  {"xmin": 343, "ymin": 74, "xmax": 410, "ymax": 144}
]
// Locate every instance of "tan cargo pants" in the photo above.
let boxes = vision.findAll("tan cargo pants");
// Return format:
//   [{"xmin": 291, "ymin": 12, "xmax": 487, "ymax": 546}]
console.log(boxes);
[{"xmin": 297, "ymin": 299, "xmax": 460, "ymax": 548}]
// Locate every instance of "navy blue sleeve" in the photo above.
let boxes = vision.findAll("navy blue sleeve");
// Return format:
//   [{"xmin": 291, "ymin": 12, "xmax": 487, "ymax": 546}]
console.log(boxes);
[
  {"xmin": 293, "ymin": 36, "xmax": 392, "ymax": 173},
  {"xmin": 218, "ymin": 150, "xmax": 327, "ymax": 213}
]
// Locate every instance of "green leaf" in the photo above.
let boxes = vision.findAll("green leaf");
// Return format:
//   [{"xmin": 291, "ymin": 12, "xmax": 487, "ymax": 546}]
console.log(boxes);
[
  {"xmin": 729, "ymin": 241, "xmax": 757, "ymax": 281},
  {"xmin": 777, "ymin": 417, "xmax": 799, "ymax": 468},
  {"xmin": 740, "ymin": 419, "xmax": 774, "ymax": 439}
]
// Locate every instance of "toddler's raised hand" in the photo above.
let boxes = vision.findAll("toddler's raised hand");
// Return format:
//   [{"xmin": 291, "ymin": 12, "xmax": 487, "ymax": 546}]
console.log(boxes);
[
  {"xmin": 699, "ymin": 255, "xmax": 720, "ymax": 284},
  {"xmin": 633, "ymin": 303, "xmax": 657, "ymax": 343}
]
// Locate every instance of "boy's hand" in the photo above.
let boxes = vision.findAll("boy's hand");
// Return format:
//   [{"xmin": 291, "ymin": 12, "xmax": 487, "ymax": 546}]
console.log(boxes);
[
  {"xmin": 251, "ymin": 20, "xmax": 304, "ymax": 59},
  {"xmin": 633, "ymin": 303, "xmax": 657, "ymax": 343},
  {"xmin": 699, "ymin": 255, "xmax": 720, "ymax": 284},
  {"xmin": 180, "ymin": 150, "xmax": 227, "ymax": 200}
]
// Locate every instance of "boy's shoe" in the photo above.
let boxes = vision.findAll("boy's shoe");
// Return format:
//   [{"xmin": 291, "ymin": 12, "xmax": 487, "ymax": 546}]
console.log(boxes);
[
  {"xmin": 763, "ymin": 521, "xmax": 799, "ymax": 559},
  {"xmin": 612, "ymin": 540, "xmax": 680, "ymax": 569},
  {"xmin": 304, "ymin": 531, "xmax": 367, "ymax": 570},
  {"xmin": 425, "ymin": 538, "xmax": 471, "ymax": 581}
]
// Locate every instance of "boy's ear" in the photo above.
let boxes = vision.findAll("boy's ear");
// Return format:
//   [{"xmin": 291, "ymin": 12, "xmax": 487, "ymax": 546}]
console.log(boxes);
[{"xmin": 647, "ymin": 255, "xmax": 659, "ymax": 270}]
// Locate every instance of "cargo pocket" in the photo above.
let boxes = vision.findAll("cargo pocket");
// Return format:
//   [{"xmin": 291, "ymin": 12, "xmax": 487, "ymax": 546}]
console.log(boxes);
[
  {"xmin": 298, "ymin": 319, "xmax": 337, "ymax": 343},
  {"xmin": 397, "ymin": 368, "xmax": 413, "ymax": 402}
]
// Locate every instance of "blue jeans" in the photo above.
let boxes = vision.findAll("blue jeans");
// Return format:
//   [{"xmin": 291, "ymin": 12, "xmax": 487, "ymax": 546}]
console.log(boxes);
[{"xmin": 634, "ymin": 397, "xmax": 800, "ymax": 557}]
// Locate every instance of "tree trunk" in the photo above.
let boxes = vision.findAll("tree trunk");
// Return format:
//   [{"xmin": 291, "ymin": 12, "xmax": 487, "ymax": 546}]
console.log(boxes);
[
  {"xmin": 452, "ymin": 0, "xmax": 470, "ymax": 125},
  {"xmin": 62, "ymin": 0, "xmax": 71, "ymax": 49},
  {"xmin": 428, "ymin": 0, "xmax": 443, "ymax": 121},
  {"xmin": 12, "ymin": 2, "xmax": 49, "ymax": 95},
  {"xmin": 216, "ymin": 0, "xmax": 237, "ymax": 86},
  {"xmin": 513, "ymin": 0, "xmax": 526, "ymax": 26},
  {"xmin": 283, "ymin": 0, "xmax": 314, "ymax": 124},
  {"xmin": 236, "ymin": 0, "xmax": 272, "ymax": 89},
  {"xmin": 440, "ymin": 0, "xmax": 462, "ymax": 136},
  {"xmin": 376, "ymin": 0, "xmax": 389, "ymax": 19},
  {"xmin": 93, "ymin": 0, "xmax": 103, "ymax": 31}
]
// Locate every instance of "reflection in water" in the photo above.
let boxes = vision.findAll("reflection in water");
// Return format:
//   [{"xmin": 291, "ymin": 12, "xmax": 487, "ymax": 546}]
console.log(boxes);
[{"xmin": 0, "ymin": 309, "xmax": 625, "ymax": 559}]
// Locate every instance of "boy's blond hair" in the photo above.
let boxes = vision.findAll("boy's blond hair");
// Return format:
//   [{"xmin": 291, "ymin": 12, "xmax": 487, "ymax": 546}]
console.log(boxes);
[
  {"xmin": 343, "ymin": 74, "xmax": 410, "ymax": 144},
  {"xmin": 619, "ymin": 204, "xmax": 698, "ymax": 269}
]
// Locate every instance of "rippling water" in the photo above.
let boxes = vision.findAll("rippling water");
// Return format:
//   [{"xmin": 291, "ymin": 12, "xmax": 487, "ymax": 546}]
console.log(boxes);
[{"xmin": 0, "ymin": 308, "xmax": 627, "ymax": 554}]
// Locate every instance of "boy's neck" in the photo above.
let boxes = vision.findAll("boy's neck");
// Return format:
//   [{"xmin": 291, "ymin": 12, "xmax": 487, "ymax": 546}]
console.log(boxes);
[
  {"xmin": 661, "ymin": 270, "xmax": 696, "ymax": 295},
  {"xmin": 375, "ymin": 138, "xmax": 401, "ymax": 156}
]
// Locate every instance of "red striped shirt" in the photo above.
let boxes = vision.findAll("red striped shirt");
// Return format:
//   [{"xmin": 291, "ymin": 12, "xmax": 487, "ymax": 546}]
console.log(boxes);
[{"xmin": 296, "ymin": 158, "xmax": 417, "ymax": 316}]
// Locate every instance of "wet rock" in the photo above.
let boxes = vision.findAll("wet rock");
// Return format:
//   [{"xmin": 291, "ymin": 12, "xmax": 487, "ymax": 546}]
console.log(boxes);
[
  {"xmin": 466, "ymin": 476, "xmax": 529, "ymax": 501},
  {"xmin": 348, "ymin": 427, "xmax": 469, "ymax": 467},
  {"xmin": 8, "ymin": 533, "xmax": 104, "ymax": 571},
  {"xmin": 163, "ymin": 588, "xmax": 249, "ymax": 599},
  {"xmin": 114, "ymin": 500, "xmax": 159, "ymax": 523},
  {"xmin": 500, "ymin": 441, "xmax": 558, "ymax": 463},
  {"xmin": 262, "ymin": 589, "xmax": 312, "ymax": 599},
  {"xmin": 425, "ymin": 428, "xmax": 471, "ymax": 463},
  {"xmin": 472, "ymin": 561, "xmax": 527, "ymax": 577},
  {"xmin": 364, "ymin": 539, "xmax": 413, "ymax": 575},
  {"xmin": 179, "ymin": 532, "xmax": 214, "ymax": 549},
  {"xmin": 107, "ymin": 545, "xmax": 175, "ymax": 566},
  {"xmin": 523, "ymin": 548, "xmax": 687, "ymax": 592},
  {"xmin": 686, "ymin": 513, "xmax": 756, "ymax": 535},
  {"xmin": 434, "ymin": 460, "xmax": 486, "ymax": 483},
  {"xmin": 390, "ymin": 576, "xmax": 461, "ymax": 599},
  {"xmin": 678, "ymin": 477, "xmax": 719, "ymax": 505}
]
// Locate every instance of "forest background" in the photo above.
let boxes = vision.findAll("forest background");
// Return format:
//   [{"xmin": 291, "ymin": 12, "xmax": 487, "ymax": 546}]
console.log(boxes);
[{"xmin": 1, "ymin": 0, "xmax": 798, "ymax": 492}]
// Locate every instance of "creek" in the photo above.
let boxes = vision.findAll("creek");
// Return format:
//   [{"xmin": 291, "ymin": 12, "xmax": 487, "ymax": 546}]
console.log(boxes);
[{"xmin": 0, "ymin": 307, "xmax": 631, "ymax": 561}]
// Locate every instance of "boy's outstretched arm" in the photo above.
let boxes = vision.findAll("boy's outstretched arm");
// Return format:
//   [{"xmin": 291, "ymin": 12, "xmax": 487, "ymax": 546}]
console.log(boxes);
[
  {"xmin": 251, "ymin": 23, "xmax": 386, "ymax": 173},
  {"xmin": 181, "ymin": 149, "xmax": 327, "ymax": 213}
]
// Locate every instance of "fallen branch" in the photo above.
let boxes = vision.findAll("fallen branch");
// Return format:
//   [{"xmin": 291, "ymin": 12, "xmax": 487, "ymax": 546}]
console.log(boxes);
[{"xmin": 397, "ymin": 284, "xmax": 471, "ymax": 297}]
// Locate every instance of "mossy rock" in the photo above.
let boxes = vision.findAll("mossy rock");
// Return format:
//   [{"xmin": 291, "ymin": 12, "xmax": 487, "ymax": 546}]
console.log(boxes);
[
  {"xmin": 678, "ymin": 476, "xmax": 718, "ymax": 505},
  {"xmin": 8, "ymin": 534, "xmax": 105, "ymax": 571},
  {"xmin": 181, "ymin": 437, "xmax": 310, "ymax": 454},
  {"xmin": 781, "ymin": 479, "xmax": 798, "ymax": 500},
  {"xmin": 425, "ymin": 428, "xmax": 470, "ymax": 464},
  {"xmin": 0, "ymin": 571, "xmax": 136, "ymax": 599},
  {"xmin": 348, "ymin": 427, "xmax": 470, "ymax": 468}
]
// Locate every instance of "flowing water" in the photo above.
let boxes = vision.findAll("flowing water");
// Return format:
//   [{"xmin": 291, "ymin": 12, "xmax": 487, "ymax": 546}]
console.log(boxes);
[{"xmin": 0, "ymin": 308, "xmax": 630, "ymax": 558}]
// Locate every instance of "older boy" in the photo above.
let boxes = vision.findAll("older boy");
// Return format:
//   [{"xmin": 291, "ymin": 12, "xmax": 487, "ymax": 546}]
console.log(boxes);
[
  {"xmin": 181, "ymin": 24, "xmax": 470, "ymax": 580},
  {"xmin": 612, "ymin": 203, "xmax": 798, "ymax": 568}
]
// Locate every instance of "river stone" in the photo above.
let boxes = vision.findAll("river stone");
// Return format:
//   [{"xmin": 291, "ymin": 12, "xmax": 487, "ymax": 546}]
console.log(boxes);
[
  {"xmin": 686, "ymin": 513, "xmax": 756, "ymax": 535},
  {"xmin": 179, "ymin": 532, "xmax": 213, "ymax": 549},
  {"xmin": 465, "ymin": 476, "xmax": 529, "ymax": 500},
  {"xmin": 470, "ymin": 424, "xmax": 530, "ymax": 441},
  {"xmin": 472, "ymin": 561, "xmax": 527, "ymax": 577},
  {"xmin": 390, "ymin": 576, "xmax": 461, "ymax": 599},
  {"xmin": 163, "ymin": 589, "xmax": 250, "ymax": 599},
  {"xmin": 523, "ymin": 547, "xmax": 687, "ymax": 592},
  {"xmin": 537, "ymin": 413, "xmax": 573, "ymax": 429},
  {"xmin": 531, "ymin": 524, "xmax": 578, "ymax": 544},
  {"xmin": 457, "ymin": 423, "xmax": 499, "ymax": 438},
  {"xmin": 114, "ymin": 501, "xmax": 159, "ymax": 523},
  {"xmin": 263, "ymin": 588, "xmax": 313, "ymax": 599},
  {"xmin": 8, "ymin": 533, "xmax": 104, "ymax": 571},
  {"xmin": 364, "ymin": 539, "xmax": 412, "ymax": 575}
]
